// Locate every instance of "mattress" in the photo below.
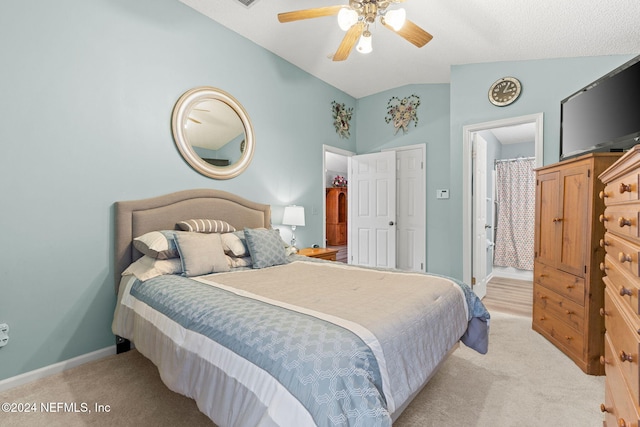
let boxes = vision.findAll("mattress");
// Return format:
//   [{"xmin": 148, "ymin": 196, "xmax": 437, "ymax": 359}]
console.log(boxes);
[{"xmin": 113, "ymin": 259, "xmax": 489, "ymax": 426}]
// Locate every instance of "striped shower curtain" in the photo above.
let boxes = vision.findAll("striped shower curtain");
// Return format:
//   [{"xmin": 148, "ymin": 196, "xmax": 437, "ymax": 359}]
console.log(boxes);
[{"xmin": 493, "ymin": 158, "xmax": 536, "ymax": 271}]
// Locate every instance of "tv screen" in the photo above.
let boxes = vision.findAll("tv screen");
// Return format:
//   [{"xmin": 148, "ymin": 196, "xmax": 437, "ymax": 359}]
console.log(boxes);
[{"xmin": 560, "ymin": 55, "xmax": 640, "ymax": 160}]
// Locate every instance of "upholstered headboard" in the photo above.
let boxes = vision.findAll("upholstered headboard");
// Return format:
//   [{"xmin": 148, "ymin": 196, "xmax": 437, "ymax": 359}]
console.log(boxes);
[{"xmin": 114, "ymin": 189, "xmax": 271, "ymax": 292}]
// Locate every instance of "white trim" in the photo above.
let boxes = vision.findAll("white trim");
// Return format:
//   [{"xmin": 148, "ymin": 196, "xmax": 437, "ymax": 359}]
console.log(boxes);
[
  {"xmin": 462, "ymin": 113, "xmax": 543, "ymax": 292},
  {"xmin": 0, "ymin": 345, "xmax": 116, "ymax": 392}
]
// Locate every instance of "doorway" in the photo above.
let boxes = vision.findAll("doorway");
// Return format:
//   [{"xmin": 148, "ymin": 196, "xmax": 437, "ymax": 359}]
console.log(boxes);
[
  {"xmin": 462, "ymin": 113, "xmax": 544, "ymax": 298},
  {"xmin": 323, "ymin": 145, "xmax": 354, "ymax": 263}
]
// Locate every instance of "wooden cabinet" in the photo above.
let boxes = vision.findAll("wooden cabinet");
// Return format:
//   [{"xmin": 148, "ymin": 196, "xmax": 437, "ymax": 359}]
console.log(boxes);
[
  {"xmin": 326, "ymin": 187, "xmax": 347, "ymax": 246},
  {"xmin": 598, "ymin": 145, "xmax": 640, "ymax": 426},
  {"xmin": 532, "ymin": 152, "xmax": 621, "ymax": 375}
]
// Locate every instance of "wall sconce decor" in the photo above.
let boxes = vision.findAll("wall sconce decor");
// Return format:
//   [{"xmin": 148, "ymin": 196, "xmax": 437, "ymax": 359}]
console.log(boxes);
[
  {"xmin": 331, "ymin": 101, "xmax": 353, "ymax": 139},
  {"xmin": 384, "ymin": 94, "xmax": 420, "ymax": 135},
  {"xmin": 282, "ymin": 205, "xmax": 305, "ymax": 247}
]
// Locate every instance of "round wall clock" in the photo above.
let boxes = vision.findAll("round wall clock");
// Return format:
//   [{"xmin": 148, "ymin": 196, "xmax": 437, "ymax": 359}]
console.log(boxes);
[{"xmin": 488, "ymin": 77, "xmax": 522, "ymax": 106}]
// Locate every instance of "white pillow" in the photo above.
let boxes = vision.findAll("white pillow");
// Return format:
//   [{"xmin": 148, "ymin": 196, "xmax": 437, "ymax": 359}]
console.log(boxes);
[{"xmin": 122, "ymin": 256, "xmax": 182, "ymax": 281}]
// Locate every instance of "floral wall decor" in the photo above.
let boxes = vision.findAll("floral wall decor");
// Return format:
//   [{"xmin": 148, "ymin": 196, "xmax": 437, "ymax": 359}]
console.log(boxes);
[
  {"xmin": 331, "ymin": 101, "xmax": 353, "ymax": 139},
  {"xmin": 384, "ymin": 94, "xmax": 421, "ymax": 135}
]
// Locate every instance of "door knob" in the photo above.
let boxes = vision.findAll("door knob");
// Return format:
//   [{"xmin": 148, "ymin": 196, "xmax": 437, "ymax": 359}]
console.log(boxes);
[{"xmin": 389, "ymin": 221, "xmax": 395, "ymax": 226}]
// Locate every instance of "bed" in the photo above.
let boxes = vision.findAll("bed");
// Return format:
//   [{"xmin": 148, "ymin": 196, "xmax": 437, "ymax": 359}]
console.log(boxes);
[{"xmin": 112, "ymin": 189, "xmax": 490, "ymax": 427}]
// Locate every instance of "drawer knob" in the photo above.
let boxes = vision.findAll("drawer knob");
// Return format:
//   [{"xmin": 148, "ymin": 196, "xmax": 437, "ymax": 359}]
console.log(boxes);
[
  {"xmin": 620, "ymin": 287, "xmax": 633, "ymax": 297},
  {"xmin": 619, "ymin": 350, "xmax": 633, "ymax": 363},
  {"xmin": 566, "ymin": 284, "xmax": 575, "ymax": 289},
  {"xmin": 600, "ymin": 403, "xmax": 609, "ymax": 413},
  {"xmin": 600, "ymin": 355, "xmax": 610, "ymax": 365},
  {"xmin": 564, "ymin": 336, "xmax": 573, "ymax": 341},
  {"xmin": 618, "ymin": 217, "xmax": 632, "ymax": 228},
  {"xmin": 618, "ymin": 419, "xmax": 628, "ymax": 427},
  {"xmin": 600, "ymin": 262, "xmax": 608, "ymax": 271},
  {"xmin": 599, "ymin": 214, "xmax": 608, "ymax": 223},
  {"xmin": 600, "ymin": 190, "xmax": 609, "ymax": 199},
  {"xmin": 565, "ymin": 310, "xmax": 574, "ymax": 315},
  {"xmin": 620, "ymin": 182, "xmax": 633, "ymax": 194},
  {"xmin": 600, "ymin": 308, "xmax": 608, "ymax": 316},
  {"xmin": 619, "ymin": 252, "xmax": 633, "ymax": 263},
  {"xmin": 552, "ymin": 217, "xmax": 563, "ymax": 223},
  {"xmin": 600, "ymin": 238, "xmax": 610, "ymax": 247}
]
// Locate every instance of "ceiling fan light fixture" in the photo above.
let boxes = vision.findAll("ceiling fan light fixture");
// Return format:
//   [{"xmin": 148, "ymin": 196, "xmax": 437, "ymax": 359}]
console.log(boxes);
[
  {"xmin": 356, "ymin": 30, "xmax": 373, "ymax": 54},
  {"xmin": 383, "ymin": 8, "xmax": 406, "ymax": 31},
  {"xmin": 337, "ymin": 8, "xmax": 359, "ymax": 31}
]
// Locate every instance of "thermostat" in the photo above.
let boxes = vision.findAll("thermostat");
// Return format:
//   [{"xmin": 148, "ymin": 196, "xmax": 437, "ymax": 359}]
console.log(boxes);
[{"xmin": 436, "ymin": 189, "xmax": 450, "ymax": 199}]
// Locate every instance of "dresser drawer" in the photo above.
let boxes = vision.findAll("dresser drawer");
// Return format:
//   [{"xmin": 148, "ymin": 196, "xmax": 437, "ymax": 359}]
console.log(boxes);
[
  {"xmin": 604, "ymin": 332, "xmax": 640, "ymax": 427},
  {"xmin": 533, "ymin": 303, "xmax": 584, "ymax": 360},
  {"xmin": 603, "ymin": 206, "xmax": 640, "ymax": 242},
  {"xmin": 604, "ymin": 232, "xmax": 640, "ymax": 278},
  {"xmin": 603, "ymin": 258, "xmax": 640, "ymax": 315},
  {"xmin": 533, "ymin": 286, "xmax": 584, "ymax": 332},
  {"xmin": 602, "ymin": 171, "xmax": 640, "ymax": 206},
  {"xmin": 534, "ymin": 261, "xmax": 585, "ymax": 306},
  {"xmin": 604, "ymin": 288, "xmax": 640, "ymax": 406}
]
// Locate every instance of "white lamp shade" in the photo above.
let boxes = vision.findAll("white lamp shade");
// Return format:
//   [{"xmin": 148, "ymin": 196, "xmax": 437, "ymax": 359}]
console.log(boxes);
[
  {"xmin": 337, "ymin": 8, "xmax": 358, "ymax": 31},
  {"xmin": 356, "ymin": 32, "xmax": 372, "ymax": 54},
  {"xmin": 384, "ymin": 8, "xmax": 406, "ymax": 31},
  {"xmin": 282, "ymin": 205, "xmax": 305, "ymax": 226}
]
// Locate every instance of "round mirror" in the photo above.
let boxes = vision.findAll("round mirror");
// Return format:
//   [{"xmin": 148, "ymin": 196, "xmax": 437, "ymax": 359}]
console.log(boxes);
[{"xmin": 171, "ymin": 86, "xmax": 255, "ymax": 180}]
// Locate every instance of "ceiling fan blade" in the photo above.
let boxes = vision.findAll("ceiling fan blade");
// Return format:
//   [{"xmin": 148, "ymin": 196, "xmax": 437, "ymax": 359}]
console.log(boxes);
[
  {"xmin": 278, "ymin": 5, "xmax": 344, "ymax": 23},
  {"xmin": 384, "ymin": 19, "xmax": 433, "ymax": 47},
  {"xmin": 333, "ymin": 22, "xmax": 364, "ymax": 61}
]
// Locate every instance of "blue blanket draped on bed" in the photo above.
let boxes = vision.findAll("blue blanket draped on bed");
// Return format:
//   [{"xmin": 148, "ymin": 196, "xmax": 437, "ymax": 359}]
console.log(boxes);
[{"xmin": 131, "ymin": 275, "xmax": 391, "ymax": 427}]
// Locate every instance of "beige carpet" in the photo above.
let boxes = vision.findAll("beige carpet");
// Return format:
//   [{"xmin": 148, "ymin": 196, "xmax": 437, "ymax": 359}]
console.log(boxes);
[{"xmin": 0, "ymin": 311, "xmax": 604, "ymax": 427}]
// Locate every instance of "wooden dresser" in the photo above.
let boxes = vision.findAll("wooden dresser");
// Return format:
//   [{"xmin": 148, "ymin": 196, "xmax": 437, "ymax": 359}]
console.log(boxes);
[
  {"xmin": 532, "ymin": 152, "xmax": 622, "ymax": 375},
  {"xmin": 598, "ymin": 145, "xmax": 640, "ymax": 426},
  {"xmin": 326, "ymin": 187, "xmax": 347, "ymax": 245},
  {"xmin": 297, "ymin": 247, "xmax": 339, "ymax": 261}
]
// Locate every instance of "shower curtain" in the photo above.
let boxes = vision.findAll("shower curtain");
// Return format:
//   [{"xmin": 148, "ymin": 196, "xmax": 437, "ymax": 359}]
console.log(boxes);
[{"xmin": 493, "ymin": 157, "xmax": 536, "ymax": 271}]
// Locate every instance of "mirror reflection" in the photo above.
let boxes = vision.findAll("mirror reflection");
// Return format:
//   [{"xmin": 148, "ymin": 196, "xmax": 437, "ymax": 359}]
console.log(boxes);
[{"xmin": 171, "ymin": 87, "xmax": 255, "ymax": 180}]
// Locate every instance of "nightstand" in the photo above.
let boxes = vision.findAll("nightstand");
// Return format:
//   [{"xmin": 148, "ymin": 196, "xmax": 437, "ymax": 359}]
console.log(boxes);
[{"xmin": 297, "ymin": 247, "xmax": 339, "ymax": 261}]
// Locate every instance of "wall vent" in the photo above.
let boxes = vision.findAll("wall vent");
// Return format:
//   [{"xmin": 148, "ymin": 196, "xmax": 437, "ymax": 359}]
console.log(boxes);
[{"xmin": 236, "ymin": 0, "xmax": 260, "ymax": 7}]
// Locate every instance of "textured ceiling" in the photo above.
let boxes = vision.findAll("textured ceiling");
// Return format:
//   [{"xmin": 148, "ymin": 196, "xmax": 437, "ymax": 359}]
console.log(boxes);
[{"xmin": 180, "ymin": 0, "xmax": 640, "ymax": 99}]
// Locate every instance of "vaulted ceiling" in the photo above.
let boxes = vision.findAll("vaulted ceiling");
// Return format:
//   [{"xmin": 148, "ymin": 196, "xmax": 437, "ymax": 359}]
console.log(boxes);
[{"xmin": 180, "ymin": 0, "xmax": 640, "ymax": 98}]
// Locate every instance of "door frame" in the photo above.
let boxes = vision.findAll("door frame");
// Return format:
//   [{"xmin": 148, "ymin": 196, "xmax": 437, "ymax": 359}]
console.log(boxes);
[
  {"xmin": 462, "ymin": 113, "xmax": 544, "ymax": 293},
  {"xmin": 322, "ymin": 145, "xmax": 355, "ymax": 249}
]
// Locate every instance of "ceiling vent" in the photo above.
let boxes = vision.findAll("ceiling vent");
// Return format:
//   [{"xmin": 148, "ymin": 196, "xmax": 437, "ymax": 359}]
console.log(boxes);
[{"xmin": 236, "ymin": 0, "xmax": 259, "ymax": 7}]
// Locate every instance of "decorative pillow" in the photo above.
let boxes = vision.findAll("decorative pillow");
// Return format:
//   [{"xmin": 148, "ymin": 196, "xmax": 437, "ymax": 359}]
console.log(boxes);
[
  {"xmin": 225, "ymin": 255, "xmax": 253, "ymax": 268},
  {"xmin": 221, "ymin": 231, "xmax": 249, "ymax": 257},
  {"xmin": 133, "ymin": 231, "xmax": 179, "ymax": 259},
  {"xmin": 244, "ymin": 228, "xmax": 288, "ymax": 269},
  {"xmin": 177, "ymin": 219, "xmax": 235, "ymax": 233},
  {"xmin": 122, "ymin": 256, "xmax": 182, "ymax": 281},
  {"xmin": 174, "ymin": 232, "xmax": 230, "ymax": 277}
]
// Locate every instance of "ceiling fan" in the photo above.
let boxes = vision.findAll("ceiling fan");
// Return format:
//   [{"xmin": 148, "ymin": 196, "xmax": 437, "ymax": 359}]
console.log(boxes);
[{"xmin": 278, "ymin": 0, "xmax": 433, "ymax": 61}]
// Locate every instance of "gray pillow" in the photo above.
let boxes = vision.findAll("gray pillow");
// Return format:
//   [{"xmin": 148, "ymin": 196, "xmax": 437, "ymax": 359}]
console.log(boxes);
[
  {"xmin": 174, "ymin": 232, "xmax": 230, "ymax": 277},
  {"xmin": 244, "ymin": 228, "xmax": 287, "ymax": 269}
]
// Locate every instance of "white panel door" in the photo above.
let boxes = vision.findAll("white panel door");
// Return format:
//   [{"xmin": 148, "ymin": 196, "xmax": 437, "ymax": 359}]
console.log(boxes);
[
  {"xmin": 349, "ymin": 151, "xmax": 397, "ymax": 268},
  {"xmin": 472, "ymin": 133, "xmax": 488, "ymax": 299},
  {"xmin": 395, "ymin": 147, "xmax": 425, "ymax": 271}
]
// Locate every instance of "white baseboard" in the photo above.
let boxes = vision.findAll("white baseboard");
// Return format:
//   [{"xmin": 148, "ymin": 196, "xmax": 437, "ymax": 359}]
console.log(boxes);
[{"xmin": 0, "ymin": 345, "xmax": 116, "ymax": 393}]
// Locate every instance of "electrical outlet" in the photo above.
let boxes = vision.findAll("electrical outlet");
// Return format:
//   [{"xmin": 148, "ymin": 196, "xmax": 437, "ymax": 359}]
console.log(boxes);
[{"xmin": 0, "ymin": 323, "xmax": 9, "ymax": 348}]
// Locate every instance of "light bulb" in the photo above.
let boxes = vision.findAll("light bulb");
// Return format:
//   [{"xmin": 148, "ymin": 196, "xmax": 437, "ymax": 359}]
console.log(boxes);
[
  {"xmin": 337, "ymin": 8, "xmax": 358, "ymax": 31},
  {"xmin": 384, "ymin": 8, "xmax": 406, "ymax": 31},
  {"xmin": 356, "ymin": 31, "xmax": 372, "ymax": 54}
]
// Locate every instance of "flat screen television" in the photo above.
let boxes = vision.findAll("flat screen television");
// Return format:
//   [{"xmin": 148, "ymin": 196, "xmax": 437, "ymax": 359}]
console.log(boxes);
[{"xmin": 560, "ymin": 55, "xmax": 640, "ymax": 160}]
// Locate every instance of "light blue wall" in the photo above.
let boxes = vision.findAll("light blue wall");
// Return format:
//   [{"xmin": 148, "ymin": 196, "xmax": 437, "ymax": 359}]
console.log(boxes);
[
  {"xmin": 447, "ymin": 55, "xmax": 635, "ymax": 279},
  {"xmin": 0, "ymin": 0, "xmax": 356, "ymax": 380},
  {"xmin": 356, "ymin": 85, "xmax": 451, "ymax": 274}
]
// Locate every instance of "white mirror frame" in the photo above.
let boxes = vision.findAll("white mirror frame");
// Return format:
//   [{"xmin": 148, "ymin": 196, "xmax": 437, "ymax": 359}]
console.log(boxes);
[{"xmin": 171, "ymin": 86, "xmax": 255, "ymax": 180}]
